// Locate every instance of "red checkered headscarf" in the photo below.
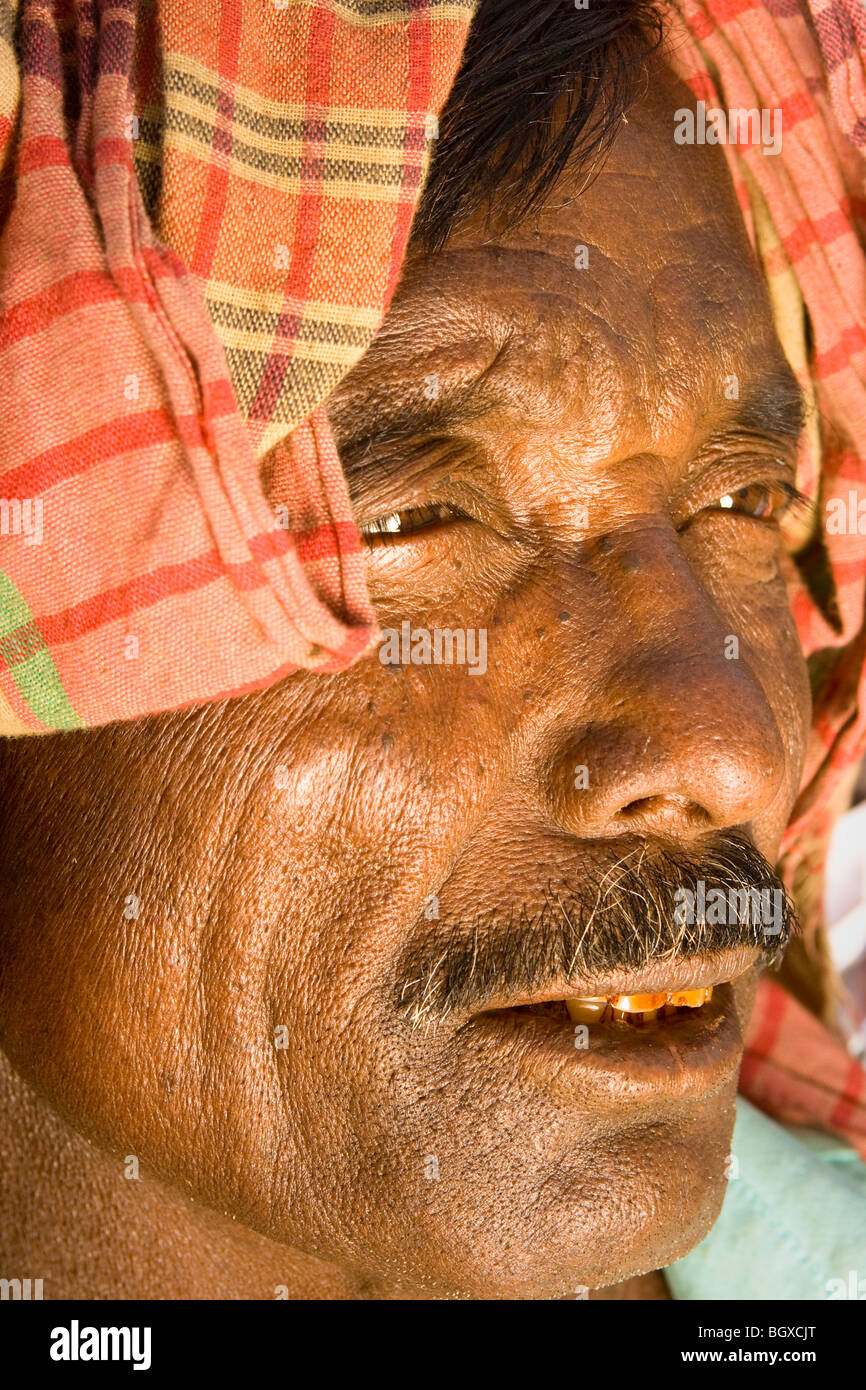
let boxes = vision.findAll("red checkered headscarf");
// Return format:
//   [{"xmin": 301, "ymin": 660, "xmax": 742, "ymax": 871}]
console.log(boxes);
[{"xmin": 0, "ymin": 0, "xmax": 478, "ymax": 733}]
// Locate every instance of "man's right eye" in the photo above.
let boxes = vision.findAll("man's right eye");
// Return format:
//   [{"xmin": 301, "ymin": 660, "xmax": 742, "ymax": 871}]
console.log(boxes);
[{"xmin": 361, "ymin": 501, "xmax": 467, "ymax": 544}]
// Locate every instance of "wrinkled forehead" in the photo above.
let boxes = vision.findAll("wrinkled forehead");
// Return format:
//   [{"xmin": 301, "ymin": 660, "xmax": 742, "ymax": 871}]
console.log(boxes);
[
  {"xmin": 329, "ymin": 58, "xmax": 794, "ymax": 469},
  {"xmin": 427, "ymin": 55, "xmax": 768, "ymax": 309}
]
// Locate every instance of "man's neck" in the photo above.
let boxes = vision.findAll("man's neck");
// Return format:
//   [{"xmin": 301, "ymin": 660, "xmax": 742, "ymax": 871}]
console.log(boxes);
[{"xmin": 0, "ymin": 1048, "xmax": 427, "ymax": 1300}]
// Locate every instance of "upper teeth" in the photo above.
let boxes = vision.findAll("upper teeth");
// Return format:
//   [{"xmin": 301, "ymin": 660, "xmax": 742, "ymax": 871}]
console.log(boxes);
[{"xmin": 565, "ymin": 988, "xmax": 713, "ymax": 1024}]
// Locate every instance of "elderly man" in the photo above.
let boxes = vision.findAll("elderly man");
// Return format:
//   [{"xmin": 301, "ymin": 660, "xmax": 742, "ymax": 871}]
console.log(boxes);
[{"xmin": 0, "ymin": 0, "xmax": 865, "ymax": 1301}]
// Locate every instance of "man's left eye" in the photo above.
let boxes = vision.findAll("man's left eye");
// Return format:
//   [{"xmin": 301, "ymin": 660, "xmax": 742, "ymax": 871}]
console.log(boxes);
[
  {"xmin": 712, "ymin": 481, "xmax": 805, "ymax": 522},
  {"xmin": 361, "ymin": 501, "xmax": 467, "ymax": 544}
]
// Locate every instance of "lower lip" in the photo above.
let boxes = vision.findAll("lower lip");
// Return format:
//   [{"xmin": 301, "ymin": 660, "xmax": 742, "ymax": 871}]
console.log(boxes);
[{"xmin": 458, "ymin": 982, "xmax": 747, "ymax": 1111}]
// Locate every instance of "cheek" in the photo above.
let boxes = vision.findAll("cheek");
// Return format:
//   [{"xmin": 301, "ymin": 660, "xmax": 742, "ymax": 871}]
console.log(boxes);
[
  {"xmin": 251, "ymin": 668, "xmax": 487, "ymax": 887},
  {"xmin": 683, "ymin": 521, "xmax": 812, "ymax": 786},
  {"xmin": 739, "ymin": 575, "xmax": 811, "ymax": 781}
]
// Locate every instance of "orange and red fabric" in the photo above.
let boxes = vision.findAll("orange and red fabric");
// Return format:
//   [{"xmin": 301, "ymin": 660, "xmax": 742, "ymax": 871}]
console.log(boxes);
[{"xmin": 0, "ymin": 0, "xmax": 476, "ymax": 733}]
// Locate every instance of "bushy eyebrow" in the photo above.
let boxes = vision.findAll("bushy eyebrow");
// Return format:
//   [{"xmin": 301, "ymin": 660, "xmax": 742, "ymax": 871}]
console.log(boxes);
[
  {"xmin": 724, "ymin": 367, "xmax": 806, "ymax": 447},
  {"xmin": 329, "ymin": 354, "xmax": 807, "ymax": 517},
  {"xmin": 327, "ymin": 369, "xmax": 501, "ymax": 509},
  {"xmin": 331, "ymin": 396, "xmax": 479, "ymax": 483},
  {"xmin": 336, "ymin": 364, "xmax": 807, "ymax": 464}
]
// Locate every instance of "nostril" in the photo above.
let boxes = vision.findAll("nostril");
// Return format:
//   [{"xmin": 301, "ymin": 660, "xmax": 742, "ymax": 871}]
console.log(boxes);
[
  {"xmin": 620, "ymin": 794, "xmax": 666, "ymax": 817},
  {"xmin": 618, "ymin": 794, "xmax": 711, "ymax": 826}
]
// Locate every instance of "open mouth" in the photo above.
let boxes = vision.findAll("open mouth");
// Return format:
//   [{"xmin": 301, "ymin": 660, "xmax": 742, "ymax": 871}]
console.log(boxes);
[
  {"xmin": 456, "ymin": 949, "xmax": 760, "ymax": 1105},
  {"xmin": 462, "ymin": 943, "xmax": 760, "ymax": 1031},
  {"xmin": 507, "ymin": 987, "xmax": 714, "ymax": 1027}
]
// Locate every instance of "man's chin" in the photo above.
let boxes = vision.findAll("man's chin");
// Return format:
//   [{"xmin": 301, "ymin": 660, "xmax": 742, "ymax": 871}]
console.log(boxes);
[
  {"xmin": 339, "ymin": 1096, "xmax": 738, "ymax": 1301},
  {"xmin": 465, "ymin": 1192, "xmax": 728, "ymax": 1302},
  {"xmin": 381, "ymin": 1192, "xmax": 728, "ymax": 1301},
  {"xmin": 583, "ymin": 1173, "xmax": 731, "ymax": 1297}
]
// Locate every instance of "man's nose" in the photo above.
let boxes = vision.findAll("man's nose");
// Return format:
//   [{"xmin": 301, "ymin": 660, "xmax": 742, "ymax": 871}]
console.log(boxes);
[{"xmin": 543, "ymin": 532, "xmax": 787, "ymax": 844}]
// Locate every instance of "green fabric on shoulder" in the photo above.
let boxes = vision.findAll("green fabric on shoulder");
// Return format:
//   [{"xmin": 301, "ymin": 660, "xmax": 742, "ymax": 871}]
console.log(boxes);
[{"xmin": 665, "ymin": 1097, "xmax": 866, "ymax": 1300}]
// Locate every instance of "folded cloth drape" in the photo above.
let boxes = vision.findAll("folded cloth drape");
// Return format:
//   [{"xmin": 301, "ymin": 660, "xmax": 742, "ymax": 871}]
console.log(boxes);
[
  {"xmin": 0, "ymin": 0, "xmax": 477, "ymax": 733},
  {"xmin": 742, "ymin": 975, "xmax": 866, "ymax": 1158},
  {"xmin": 665, "ymin": 1094, "xmax": 866, "ymax": 1299},
  {"xmin": 0, "ymin": 1, "xmax": 865, "ymax": 960}
]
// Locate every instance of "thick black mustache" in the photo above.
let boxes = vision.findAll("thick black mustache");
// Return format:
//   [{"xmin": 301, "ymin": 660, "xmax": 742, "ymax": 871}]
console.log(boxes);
[{"xmin": 395, "ymin": 833, "xmax": 797, "ymax": 1029}]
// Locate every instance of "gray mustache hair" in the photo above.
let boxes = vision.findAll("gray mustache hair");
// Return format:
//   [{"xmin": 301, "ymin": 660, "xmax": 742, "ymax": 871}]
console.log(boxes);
[{"xmin": 394, "ymin": 833, "xmax": 797, "ymax": 1030}]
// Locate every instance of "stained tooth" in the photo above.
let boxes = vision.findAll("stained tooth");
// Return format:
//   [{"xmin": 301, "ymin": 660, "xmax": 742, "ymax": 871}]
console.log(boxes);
[
  {"xmin": 565, "ymin": 997, "xmax": 607, "ymax": 1023},
  {"xmin": 569, "ymin": 986, "xmax": 714, "ymax": 1025},
  {"xmin": 609, "ymin": 992, "xmax": 668, "ymax": 1013},
  {"xmin": 610, "ymin": 1005, "xmax": 661, "ymax": 1026},
  {"xmin": 668, "ymin": 987, "xmax": 713, "ymax": 1008}
]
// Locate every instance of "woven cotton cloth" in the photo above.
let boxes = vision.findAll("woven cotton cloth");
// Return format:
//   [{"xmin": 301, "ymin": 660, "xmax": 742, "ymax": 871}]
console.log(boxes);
[
  {"xmin": 0, "ymin": 0, "xmax": 476, "ymax": 733},
  {"xmin": 743, "ymin": 975, "xmax": 866, "ymax": 1156}
]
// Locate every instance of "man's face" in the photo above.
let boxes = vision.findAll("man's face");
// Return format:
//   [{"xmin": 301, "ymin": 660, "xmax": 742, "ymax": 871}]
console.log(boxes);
[{"xmin": 0, "ymin": 61, "xmax": 811, "ymax": 1298}]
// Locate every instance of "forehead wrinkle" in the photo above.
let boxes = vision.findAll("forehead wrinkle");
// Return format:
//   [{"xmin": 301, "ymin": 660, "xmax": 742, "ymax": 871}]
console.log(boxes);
[
  {"xmin": 330, "ymin": 265, "xmax": 649, "ymax": 469},
  {"xmin": 377, "ymin": 229, "xmax": 778, "ymax": 428},
  {"xmin": 330, "ymin": 230, "xmax": 797, "ymax": 509},
  {"xmin": 503, "ymin": 217, "xmax": 790, "ymax": 433}
]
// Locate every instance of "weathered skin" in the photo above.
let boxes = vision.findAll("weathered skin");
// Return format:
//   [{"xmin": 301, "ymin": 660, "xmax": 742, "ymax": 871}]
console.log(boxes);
[{"xmin": 0, "ymin": 59, "xmax": 811, "ymax": 1300}]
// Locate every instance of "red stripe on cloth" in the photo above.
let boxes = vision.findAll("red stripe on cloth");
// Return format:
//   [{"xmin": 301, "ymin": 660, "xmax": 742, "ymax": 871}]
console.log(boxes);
[
  {"xmin": 739, "ymin": 977, "xmax": 788, "ymax": 1091},
  {"xmin": 0, "ymin": 269, "xmax": 131, "ymax": 348},
  {"xmin": 133, "ymin": 0, "xmax": 160, "ymax": 109},
  {"xmin": 784, "ymin": 206, "xmax": 855, "ymax": 260},
  {"xmin": 706, "ymin": 0, "xmax": 761, "ymax": 24},
  {"xmin": 247, "ymin": 1, "xmax": 336, "ymax": 422},
  {"xmin": 246, "ymin": 521, "xmax": 356, "ymax": 566},
  {"xmin": 199, "ymin": 374, "xmax": 244, "ymax": 420},
  {"xmin": 34, "ymin": 548, "xmax": 227, "ymax": 646},
  {"xmin": 688, "ymin": 11, "xmax": 715, "ymax": 41},
  {"xmin": 190, "ymin": 0, "xmax": 243, "ymax": 279},
  {"xmin": 0, "ymin": 409, "xmax": 176, "ymax": 498},
  {"xmin": 0, "ymin": 262, "xmax": 192, "ymax": 360},
  {"xmin": 738, "ymin": 977, "xmax": 866, "ymax": 1156},
  {"xmin": 778, "ymin": 88, "xmax": 816, "ymax": 129},
  {"xmin": 815, "ymin": 323, "xmax": 866, "ymax": 376},
  {"xmin": 93, "ymin": 135, "xmax": 135, "ymax": 171},
  {"xmin": 292, "ymin": 519, "xmax": 362, "ymax": 563},
  {"xmin": 384, "ymin": 3, "xmax": 432, "ymax": 302},
  {"xmin": 829, "ymin": 1056, "xmax": 866, "ymax": 1129},
  {"xmin": 15, "ymin": 133, "xmax": 72, "ymax": 175},
  {"xmin": 13, "ymin": 519, "xmax": 355, "ymax": 651}
]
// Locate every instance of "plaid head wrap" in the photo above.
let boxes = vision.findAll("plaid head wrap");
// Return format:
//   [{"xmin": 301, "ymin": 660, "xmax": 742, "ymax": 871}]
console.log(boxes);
[{"xmin": 0, "ymin": 0, "xmax": 476, "ymax": 733}]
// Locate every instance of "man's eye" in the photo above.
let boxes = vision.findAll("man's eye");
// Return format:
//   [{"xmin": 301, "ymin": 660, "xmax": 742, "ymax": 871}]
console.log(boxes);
[
  {"xmin": 712, "ymin": 481, "xmax": 808, "ymax": 522},
  {"xmin": 361, "ymin": 502, "xmax": 467, "ymax": 544}
]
